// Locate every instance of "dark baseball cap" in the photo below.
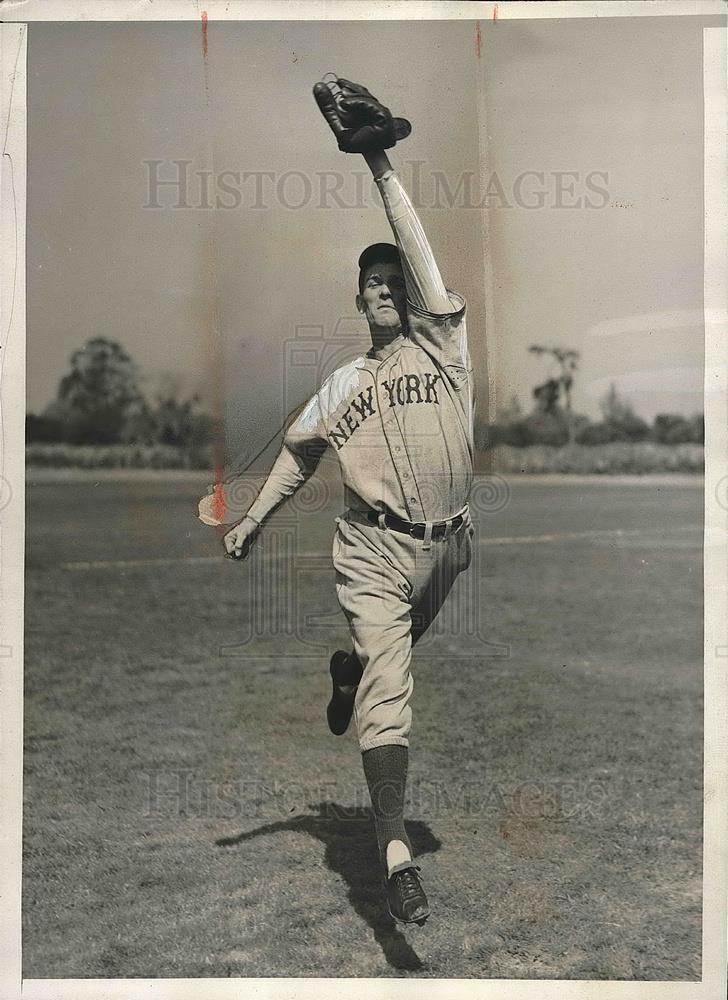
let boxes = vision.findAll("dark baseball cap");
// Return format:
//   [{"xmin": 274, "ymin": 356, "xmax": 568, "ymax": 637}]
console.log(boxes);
[{"xmin": 357, "ymin": 242, "xmax": 402, "ymax": 292}]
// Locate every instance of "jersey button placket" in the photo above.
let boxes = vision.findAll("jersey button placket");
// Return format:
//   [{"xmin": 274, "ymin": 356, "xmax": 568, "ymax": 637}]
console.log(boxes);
[
  {"xmin": 395, "ymin": 415, "xmax": 421, "ymax": 519},
  {"xmin": 379, "ymin": 363, "xmax": 414, "ymax": 518},
  {"xmin": 377, "ymin": 370, "xmax": 398, "ymax": 512}
]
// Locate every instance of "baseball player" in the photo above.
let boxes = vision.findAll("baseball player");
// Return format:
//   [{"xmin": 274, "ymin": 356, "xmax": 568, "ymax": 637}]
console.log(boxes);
[{"xmin": 200, "ymin": 77, "xmax": 476, "ymax": 926}]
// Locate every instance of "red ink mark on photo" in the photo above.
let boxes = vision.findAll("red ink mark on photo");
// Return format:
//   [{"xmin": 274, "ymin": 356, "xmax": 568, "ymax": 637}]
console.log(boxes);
[
  {"xmin": 212, "ymin": 445, "xmax": 226, "ymax": 523},
  {"xmin": 212, "ymin": 480, "xmax": 226, "ymax": 524},
  {"xmin": 201, "ymin": 11, "xmax": 208, "ymax": 58},
  {"xmin": 475, "ymin": 20, "xmax": 481, "ymax": 58},
  {"xmin": 493, "ymin": 4, "xmax": 499, "ymax": 22}
]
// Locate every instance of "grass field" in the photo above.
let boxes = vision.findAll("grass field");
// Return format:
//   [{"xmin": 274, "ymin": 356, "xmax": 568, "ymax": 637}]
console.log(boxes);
[{"xmin": 23, "ymin": 466, "xmax": 704, "ymax": 980}]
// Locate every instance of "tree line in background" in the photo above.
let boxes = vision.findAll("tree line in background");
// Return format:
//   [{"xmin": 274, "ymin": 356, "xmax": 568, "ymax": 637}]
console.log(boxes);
[
  {"xmin": 26, "ymin": 338, "xmax": 219, "ymax": 463},
  {"xmin": 26, "ymin": 338, "xmax": 704, "ymax": 466},
  {"xmin": 476, "ymin": 343, "xmax": 704, "ymax": 450}
]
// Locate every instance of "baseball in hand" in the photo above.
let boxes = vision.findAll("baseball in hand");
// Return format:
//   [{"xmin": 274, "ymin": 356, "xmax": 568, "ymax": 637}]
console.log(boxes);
[{"xmin": 198, "ymin": 491, "xmax": 223, "ymax": 526}]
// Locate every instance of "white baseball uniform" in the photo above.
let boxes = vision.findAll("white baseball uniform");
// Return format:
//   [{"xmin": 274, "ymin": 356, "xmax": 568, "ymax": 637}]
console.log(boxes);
[{"xmin": 204, "ymin": 166, "xmax": 476, "ymax": 751}]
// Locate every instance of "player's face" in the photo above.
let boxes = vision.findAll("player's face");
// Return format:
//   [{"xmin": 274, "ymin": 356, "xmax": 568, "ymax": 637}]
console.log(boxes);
[{"xmin": 357, "ymin": 262, "xmax": 408, "ymax": 333}]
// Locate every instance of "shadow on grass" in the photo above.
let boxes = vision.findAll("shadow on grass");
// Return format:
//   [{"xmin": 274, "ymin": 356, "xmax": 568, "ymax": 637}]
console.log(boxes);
[{"xmin": 216, "ymin": 800, "xmax": 442, "ymax": 972}]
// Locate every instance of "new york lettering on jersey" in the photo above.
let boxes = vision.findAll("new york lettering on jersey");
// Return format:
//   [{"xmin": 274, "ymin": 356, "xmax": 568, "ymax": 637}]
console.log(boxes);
[
  {"xmin": 326, "ymin": 367, "xmax": 443, "ymax": 450},
  {"xmin": 283, "ymin": 293, "xmax": 474, "ymax": 521}
]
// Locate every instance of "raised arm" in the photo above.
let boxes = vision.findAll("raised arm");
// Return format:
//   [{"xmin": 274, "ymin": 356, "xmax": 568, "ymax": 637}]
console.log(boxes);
[
  {"xmin": 313, "ymin": 76, "xmax": 470, "ymax": 380},
  {"xmin": 312, "ymin": 77, "xmax": 454, "ymax": 314},
  {"xmin": 362, "ymin": 150, "xmax": 452, "ymax": 315}
]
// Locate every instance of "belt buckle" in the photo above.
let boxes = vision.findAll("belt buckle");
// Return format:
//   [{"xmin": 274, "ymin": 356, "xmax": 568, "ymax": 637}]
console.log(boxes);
[{"xmin": 409, "ymin": 522, "xmax": 418, "ymax": 538}]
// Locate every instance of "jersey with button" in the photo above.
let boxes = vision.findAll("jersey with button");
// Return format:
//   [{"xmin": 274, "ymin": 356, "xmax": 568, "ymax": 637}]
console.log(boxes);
[{"xmin": 247, "ymin": 291, "xmax": 474, "ymax": 525}]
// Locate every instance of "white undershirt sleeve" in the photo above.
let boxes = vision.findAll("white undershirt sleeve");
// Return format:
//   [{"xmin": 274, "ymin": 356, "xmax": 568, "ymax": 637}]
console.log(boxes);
[{"xmin": 245, "ymin": 441, "xmax": 325, "ymax": 525}]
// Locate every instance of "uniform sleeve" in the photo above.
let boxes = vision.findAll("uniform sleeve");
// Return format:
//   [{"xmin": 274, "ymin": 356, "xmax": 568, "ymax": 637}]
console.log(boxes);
[
  {"xmin": 373, "ymin": 168, "xmax": 471, "ymax": 384},
  {"xmin": 406, "ymin": 291, "xmax": 472, "ymax": 391},
  {"xmin": 245, "ymin": 395, "xmax": 328, "ymax": 525},
  {"xmin": 375, "ymin": 168, "xmax": 452, "ymax": 314}
]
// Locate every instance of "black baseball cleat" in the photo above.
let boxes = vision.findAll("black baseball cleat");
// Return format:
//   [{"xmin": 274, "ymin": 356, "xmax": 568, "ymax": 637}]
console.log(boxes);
[
  {"xmin": 386, "ymin": 863, "xmax": 430, "ymax": 926},
  {"xmin": 326, "ymin": 650, "xmax": 357, "ymax": 736}
]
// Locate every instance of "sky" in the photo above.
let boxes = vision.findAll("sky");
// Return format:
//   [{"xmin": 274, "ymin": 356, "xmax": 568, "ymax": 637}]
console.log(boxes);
[{"xmin": 27, "ymin": 15, "xmax": 708, "ymax": 464}]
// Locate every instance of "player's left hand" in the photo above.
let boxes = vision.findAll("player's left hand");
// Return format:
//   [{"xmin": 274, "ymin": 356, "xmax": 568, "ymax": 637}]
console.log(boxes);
[
  {"xmin": 313, "ymin": 76, "xmax": 411, "ymax": 153},
  {"xmin": 222, "ymin": 516, "xmax": 261, "ymax": 561}
]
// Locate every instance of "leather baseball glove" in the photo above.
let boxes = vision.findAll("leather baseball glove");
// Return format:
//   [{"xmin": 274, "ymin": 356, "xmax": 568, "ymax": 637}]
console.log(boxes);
[{"xmin": 313, "ymin": 76, "xmax": 412, "ymax": 153}]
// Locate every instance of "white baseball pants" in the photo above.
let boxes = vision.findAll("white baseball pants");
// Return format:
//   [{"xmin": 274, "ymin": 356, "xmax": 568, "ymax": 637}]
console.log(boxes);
[{"xmin": 332, "ymin": 507, "xmax": 474, "ymax": 752}]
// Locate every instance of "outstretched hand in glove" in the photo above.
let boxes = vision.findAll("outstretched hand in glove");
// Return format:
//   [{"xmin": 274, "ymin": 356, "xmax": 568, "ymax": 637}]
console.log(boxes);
[{"xmin": 312, "ymin": 76, "xmax": 411, "ymax": 153}]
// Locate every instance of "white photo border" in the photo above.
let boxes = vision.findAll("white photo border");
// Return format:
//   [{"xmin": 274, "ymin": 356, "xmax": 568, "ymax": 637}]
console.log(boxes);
[{"xmin": 1, "ymin": 3, "xmax": 725, "ymax": 999}]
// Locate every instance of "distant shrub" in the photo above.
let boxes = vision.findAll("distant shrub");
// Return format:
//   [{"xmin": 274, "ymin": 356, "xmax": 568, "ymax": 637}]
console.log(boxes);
[
  {"xmin": 26, "ymin": 413, "xmax": 64, "ymax": 443},
  {"xmin": 576, "ymin": 422, "xmax": 615, "ymax": 446},
  {"xmin": 519, "ymin": 411, "xmax": 570, "ymax": 446},
  {"xmin": 483, "ymin": 420, "xmax": 531, "ymax": 448},
  {"xmin": 612, "ymin": 414, "xmax": 651, "ymax": 441},
  {"xmin": 480, "ymin": 407, "xmax": 698, "ymax": 452},
  {"xmin": 653, "ymin": 413, "xmax": 703, "ymax": 445},
  {"xmin": 574, "ymin": 417, "xmax": 649, "ymax": 445},
  {"xmin": 597, "ymin": 384, "xmax": 651, "ymax": 442},
  {"xmin": 479, "ymin": 410, "xmax": 589, "ymax": 448}
]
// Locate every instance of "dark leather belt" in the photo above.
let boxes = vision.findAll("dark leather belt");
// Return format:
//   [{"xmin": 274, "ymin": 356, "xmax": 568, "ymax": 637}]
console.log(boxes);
[{"xmin": 364, "ymin": 510, "xmax": 465, "ymax": 539}]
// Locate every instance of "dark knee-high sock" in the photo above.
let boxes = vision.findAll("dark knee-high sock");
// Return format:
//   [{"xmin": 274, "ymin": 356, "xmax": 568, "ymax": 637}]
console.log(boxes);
[{"xmin": 362, "ymin": 744, "xmax": 412, "ymax": 865}]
